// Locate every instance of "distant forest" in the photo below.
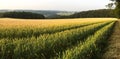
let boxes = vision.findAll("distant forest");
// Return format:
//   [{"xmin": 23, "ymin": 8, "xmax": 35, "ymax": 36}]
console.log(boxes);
[
  {"xmin": 0, "ymin": 9, "xmax": 116, "ymax": 19},
  {"xmin": 0, "ymin": 12, "xmax": 45, "ymax": 19},
  {"xmin": 51, "ymin": 9, "xmax": 116, "ymax": 19}
]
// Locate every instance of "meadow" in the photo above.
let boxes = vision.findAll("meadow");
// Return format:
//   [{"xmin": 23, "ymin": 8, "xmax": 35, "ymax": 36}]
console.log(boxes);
[{"xmin": 0, "ymin": 18, "xmax": 117, "ymax": 59}]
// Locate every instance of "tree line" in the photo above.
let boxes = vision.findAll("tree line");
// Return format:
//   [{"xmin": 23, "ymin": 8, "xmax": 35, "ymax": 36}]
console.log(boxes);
[
  {"xmin": 0, "ymin": 12, "xmax": 45, "ymax": 19},
  {"xmin": 0, "ymin": 0, "xmax": 119, "ymax": 19},
  {"xmin": 0, "ymin": 9, "xmax": 117, "ymax": 19},
  {"xmin": 49, "ymin": 0, "xmax": 120, "ymax": 19},
  {"xmin": 50, "ymin": 9, "xmax": 116, "ymax": 19},
  {"xmin": 70, "ymin": 9, "xmax": 115, "ymax": 18},
  {"xmin": 109, "ymin": 0, "xmax": 120, "ymax": 18}
]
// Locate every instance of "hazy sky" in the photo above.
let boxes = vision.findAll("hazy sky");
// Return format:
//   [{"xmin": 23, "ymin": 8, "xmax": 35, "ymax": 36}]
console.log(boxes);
[{"xmin": 0, "ymin": 0, "xmax": 110, "ymax": 11}]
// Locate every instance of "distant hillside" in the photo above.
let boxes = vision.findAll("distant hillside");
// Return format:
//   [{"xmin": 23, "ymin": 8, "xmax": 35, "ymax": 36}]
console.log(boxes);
[
  {"xmin": 50, "ymin": 9, "xmax": 116, "ymax": 19},
  {"xmin": 71, "ymin": 9, "xmax": 115, "ymax": 18},
  {"xmin": 0, "ymin": 10, "xmax": 75, "ymax": 18},
  {"xmin": 0, "ymin": 9, "xmax": 115, "ymax": 19}
]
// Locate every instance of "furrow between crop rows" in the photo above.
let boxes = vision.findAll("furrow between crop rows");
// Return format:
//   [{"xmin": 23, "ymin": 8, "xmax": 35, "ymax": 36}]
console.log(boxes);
[
  {"xmin": 0, "ymin": 21, "xmax": 114, "ymax": 59},
  {"xmin": 57, "ymin": 21, "xmax": 115, "ymax": 59},
  {"xmin": 0, "ymin": 20, "xmax": 110, "ymax": 39}
]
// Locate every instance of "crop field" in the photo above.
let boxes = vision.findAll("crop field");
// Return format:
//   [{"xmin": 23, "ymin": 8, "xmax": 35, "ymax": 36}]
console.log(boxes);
[{"xmin": 0, "ymin": 18, "xmax": 117, "ymax": 59}]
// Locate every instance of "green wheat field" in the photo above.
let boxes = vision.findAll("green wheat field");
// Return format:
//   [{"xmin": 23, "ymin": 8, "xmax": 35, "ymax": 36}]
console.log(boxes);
[{"xmin": 0, "ymin": 18, "xmax": 117, "ymax": 59}]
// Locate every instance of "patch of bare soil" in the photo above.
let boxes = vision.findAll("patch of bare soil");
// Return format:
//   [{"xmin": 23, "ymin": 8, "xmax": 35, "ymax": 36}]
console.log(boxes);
[{"xmin": 102, "ymin": 20, "xmax": 120, "ymax": 59}]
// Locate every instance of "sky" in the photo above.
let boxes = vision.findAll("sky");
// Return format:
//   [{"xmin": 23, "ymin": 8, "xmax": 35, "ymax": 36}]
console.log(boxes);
[{"xmin": 0, "ymin": 0, "xmax": 110, "ymax": 11}]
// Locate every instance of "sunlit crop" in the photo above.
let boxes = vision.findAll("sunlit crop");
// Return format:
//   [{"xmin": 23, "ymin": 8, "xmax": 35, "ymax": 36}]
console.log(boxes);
[{"xmin": 0, "ymin": 18, "xmax": 116, "ymax": 59}]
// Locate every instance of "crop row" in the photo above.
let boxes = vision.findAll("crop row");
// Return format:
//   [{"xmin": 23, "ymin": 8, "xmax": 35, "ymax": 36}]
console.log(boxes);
[
  {"xmin": 57, "ymin": 21, "xmax": 115, "ymax": 59},
  {"xmin": 0, "ymin": 21, "xmax": 114, "ymax": 59},
  {"xmin": 0, "ymin": 20, "xmax": 111, "ymax": 39}
]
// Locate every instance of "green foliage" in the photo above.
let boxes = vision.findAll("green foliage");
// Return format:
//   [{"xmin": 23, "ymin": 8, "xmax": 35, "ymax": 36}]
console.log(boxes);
[
  {"xmin": 115, "ymin": 0, "xmax": 120, "ymax": 18},
  {"xmin": 51, "ymin": 9, "xmax": 116, "ymax": 19},
  {"xmin": 0, "ymin": 12, "xmax": 45, "ymax": 19},
  {"xmin": 109, "ymin": 0, "xmax": 120, "ymax": 18},
  {"xmin": 71, "ymin": 9, "xmax": 115, "ymax": 18}
]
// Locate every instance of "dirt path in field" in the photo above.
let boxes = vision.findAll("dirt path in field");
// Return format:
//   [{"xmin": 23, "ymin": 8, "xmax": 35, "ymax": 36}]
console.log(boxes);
[{"xmin": 102, "ymin": 20, "xmax": 120, "ymax": 59}]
